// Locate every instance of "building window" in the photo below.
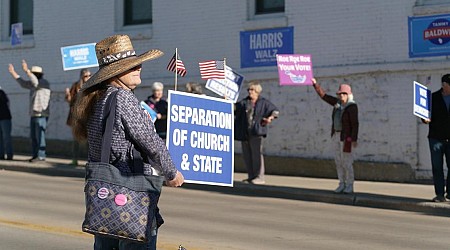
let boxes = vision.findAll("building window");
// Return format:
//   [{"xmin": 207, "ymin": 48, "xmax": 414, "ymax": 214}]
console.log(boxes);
[
  {"xmin": 413, "ymin": 0, "xmax": 450, "ymax": 16},
  {"xmin": 255, "ymin": 0, "xmax": 284, "ymax": 15},
  {"xmin": 415, "ymin": 0, "xmax": 450, "ymax": 6},
  {"xmin": 124, "ymin": 0, "xmax": 152, "ymax": 26},
  {"xmin": 10, "ymin": 0, "xmax": 33, "ymax": 35}
]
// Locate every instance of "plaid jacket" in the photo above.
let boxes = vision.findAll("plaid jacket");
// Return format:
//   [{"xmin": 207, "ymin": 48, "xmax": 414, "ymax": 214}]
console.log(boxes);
[{"xmin": 87, "ymin": 87, "xmax": 177, "ymax": 180}]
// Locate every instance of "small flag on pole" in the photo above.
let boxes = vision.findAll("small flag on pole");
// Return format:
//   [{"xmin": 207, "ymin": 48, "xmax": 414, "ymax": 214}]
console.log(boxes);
[
  {"xmin": 167, "ymin": 53, "xmax": 187, "ymax": 77},
  {"xmin": 199, "ymin": 60, "xmax": 225, "ymax": 79}
]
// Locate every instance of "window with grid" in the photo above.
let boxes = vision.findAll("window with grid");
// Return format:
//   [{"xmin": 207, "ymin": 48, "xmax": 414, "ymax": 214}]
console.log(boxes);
[
  {"xmin": 10, "ymin": 0, "xmax": 33, "ymax": 35},
  {"xmin": 255, "ymin": 0, "xmax": 285, "ymax": 15},
  {"xmin": 124, "ymin": 0, "xmax": 152, "ymax": 26},
  {"xmin": 416, "ymin": 0, "xmax": 450, "ymax": 6}
]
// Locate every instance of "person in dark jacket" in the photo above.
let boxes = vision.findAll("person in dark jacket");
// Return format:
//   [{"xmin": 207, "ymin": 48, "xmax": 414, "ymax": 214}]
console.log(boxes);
[
  {"xmin": 144, "ymin": 81, "xmax": 168, "ymax": 139},
  {"xmin": 235, "ymin": 81, "xmax": 279, "ymax": 184},
  {"xmin": 313, "ymin": 78, "xmax": 359, "ymax": 194},
  {"xmin": 0, "ymin": 88, "xmax": 13, "ymax": 160},
  {"xmin": 422, "ymin": 74, "xmax": 450, "ymax": 202}
]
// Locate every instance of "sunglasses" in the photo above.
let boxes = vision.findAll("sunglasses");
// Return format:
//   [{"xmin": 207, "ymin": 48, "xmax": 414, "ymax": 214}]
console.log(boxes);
[{"xmin": 129, "ymin": 64, "xmax": 142, "ymax": 71}]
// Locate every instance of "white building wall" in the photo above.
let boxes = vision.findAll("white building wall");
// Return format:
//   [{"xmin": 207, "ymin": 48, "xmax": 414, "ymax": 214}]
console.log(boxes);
[{"xmin": 0, "ymin": 0, "xmax": 449, "ymax": 177}]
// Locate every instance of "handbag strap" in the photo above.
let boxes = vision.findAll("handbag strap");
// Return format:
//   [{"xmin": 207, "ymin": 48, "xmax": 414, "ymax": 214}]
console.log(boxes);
[{"xmin": 100, "ymin": 89, "xmax": 145, "ymax": 173}]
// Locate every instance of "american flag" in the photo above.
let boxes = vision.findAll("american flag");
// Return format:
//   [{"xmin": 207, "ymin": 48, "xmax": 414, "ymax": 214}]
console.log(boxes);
[
  {"xmin": 167, "ymin": 53, "xmax": 187, "ymax": 77},
  {"xmin": 198, "ymin": 60, "xmax": 225, "ymax": 79}
]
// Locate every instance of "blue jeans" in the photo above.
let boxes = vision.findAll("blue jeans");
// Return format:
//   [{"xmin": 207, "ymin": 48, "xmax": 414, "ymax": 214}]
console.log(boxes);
[
  {"xmin": 0, "ymin": 119, "xmax": 13, "ymax": 159},
  {"xmin": 428, "ymin": 138, "xmax": 450, "ymax": 197},
  {"xmin": 93, "ymin": 231, "xmax": 157, "ymax": 250},
  {"xmin": 30, "ymin": 117, "xmax": 47, "ymax": 159}
]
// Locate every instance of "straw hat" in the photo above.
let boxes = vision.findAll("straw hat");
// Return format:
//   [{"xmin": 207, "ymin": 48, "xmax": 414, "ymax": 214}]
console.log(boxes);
[
  {"xmin": 81, "ymin": 34, "xmax": 163, "ymax": 91},
  {"xmin": 31, "ymin": 66, "xmax": 43, "ymax": 74}
]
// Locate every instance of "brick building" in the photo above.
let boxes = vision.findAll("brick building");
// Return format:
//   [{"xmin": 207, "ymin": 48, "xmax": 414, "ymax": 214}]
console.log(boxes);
[{"xmin": 1, "ymin": 0, "xmax": 450, "ymax": 180}]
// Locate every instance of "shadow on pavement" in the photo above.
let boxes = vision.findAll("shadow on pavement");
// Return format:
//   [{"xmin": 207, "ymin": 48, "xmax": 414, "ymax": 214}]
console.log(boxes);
[{"xmin": 181, "ymin": 182, "xmax": 450, "ymax": 218}]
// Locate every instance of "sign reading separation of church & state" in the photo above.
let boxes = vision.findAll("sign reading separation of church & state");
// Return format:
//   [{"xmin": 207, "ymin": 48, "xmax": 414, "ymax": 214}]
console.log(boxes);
[
  {"xmin": 408, "ymin": 14, "xmax": 450, "ymax": 57},
  {"xmin": 167, "ymin": 91, "xmax": 234, "ymax": 187},
  {"xmin": 413, "ymin": 81, "xmax": 431, "ymax": 120},
  {"xmin": 60, "ymin": 43, "xmax": 98, "ymax": 71},
  {"xmin": 240, "ymin": 26, "xmax": 294, "ymax": 68},
  {"xmin": 276, "ymin": 54, "xmax": 313, "ymax": 85}
]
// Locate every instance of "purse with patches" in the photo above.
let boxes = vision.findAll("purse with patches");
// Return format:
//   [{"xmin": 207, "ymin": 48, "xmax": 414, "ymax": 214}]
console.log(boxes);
[{"xmin": 82, "ymin": 90, "xmax": 164, "ymax": 243}]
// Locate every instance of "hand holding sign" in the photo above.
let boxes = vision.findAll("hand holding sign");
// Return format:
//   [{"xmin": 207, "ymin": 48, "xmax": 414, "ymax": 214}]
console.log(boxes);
[
  {"xmin": 277, "ymin": 54, "xmax": 314, "ymax": 85},
  {"xmin": 413, "ymin": 81, "xmax": 431, "ymax": 120},
  {"xmin": 166, "ymin": 171, "xmax": 184, "ymax": 187}
]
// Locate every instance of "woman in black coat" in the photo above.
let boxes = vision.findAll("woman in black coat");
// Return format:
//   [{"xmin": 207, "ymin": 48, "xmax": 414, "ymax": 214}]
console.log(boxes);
[{"xmin": 235, "ymin": 81, "xmax": 279, "ymax": 184}]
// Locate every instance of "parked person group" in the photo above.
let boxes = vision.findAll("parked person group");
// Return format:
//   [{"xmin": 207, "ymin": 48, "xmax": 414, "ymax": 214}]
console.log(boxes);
[
  {"xmin": 422, "ymin": 74, "xmax": 450, "ymax": 202},
  {"xmin": 144, "ymin": 81, "xmax": 168, "ymax": 140},
  {"xmin": 234, "ymin": 81, "xmax": 279, "ymax": 184},
  {"xmin": 8, "ymin": 60, "xmax": 51, "ymax": 162},
  {"xmin": 65, "ymin": 68, "xmax": 91, "ymax": 165},
  {"xmin": 312, "ymin": 78, "xmax": 359, "ymax": 194}
]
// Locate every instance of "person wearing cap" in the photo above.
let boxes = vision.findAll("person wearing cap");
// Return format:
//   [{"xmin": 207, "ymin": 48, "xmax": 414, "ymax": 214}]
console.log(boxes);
[
  {"xmin": 71, "ymin": 34, "xmax": 184, "ymax": 249},
  {"xmin": 144, "ymin": 82, "xmax": 168, "ymax": 139},
  {"xmin": 65, "ymin": 68, "xmax": 91, "ymax": 165},
  {"xmin": 235, "ymin": 81, "xmax": 279, "ymax": 185},
  {"xmin": 422, "ymin": 74, "xmax": 450, "ymax": 202},
  {"xmin": 8, "ymin": 60, "xmax": 51, "ymax": 162},
  {"xmin": 312, "ymin": 78, "xmax": 359, "ymax": 194}
]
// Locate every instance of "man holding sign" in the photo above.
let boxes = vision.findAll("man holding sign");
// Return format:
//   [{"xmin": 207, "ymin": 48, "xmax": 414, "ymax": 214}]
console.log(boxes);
[{"xmin": 422, "ymin": 74, "xmax": 450, "ymax": 202}]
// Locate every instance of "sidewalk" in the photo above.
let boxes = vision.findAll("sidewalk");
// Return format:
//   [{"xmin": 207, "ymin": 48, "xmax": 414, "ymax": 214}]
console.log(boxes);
[{"xmin": 1, "ymin": 155, "xmax": 449, "ymax": 217}]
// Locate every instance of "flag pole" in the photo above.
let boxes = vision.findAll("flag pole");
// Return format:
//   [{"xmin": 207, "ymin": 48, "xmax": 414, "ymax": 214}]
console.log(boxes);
[
  {"xmin": 223, "ymin": 57, "xmax": 227, "ymax": 99},
  {"xmin": 174, "ymin": 48, "xmax": 178, "ymax": 91}
]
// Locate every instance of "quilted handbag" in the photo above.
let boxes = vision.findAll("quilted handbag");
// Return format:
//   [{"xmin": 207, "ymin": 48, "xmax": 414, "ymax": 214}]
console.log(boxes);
[{"xmin": 82, "ymin": 90, "xmax": 164, "ymax": 243}]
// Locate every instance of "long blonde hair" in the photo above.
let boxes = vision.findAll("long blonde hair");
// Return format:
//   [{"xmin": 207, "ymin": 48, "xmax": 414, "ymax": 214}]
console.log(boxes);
[{"xmin": 71, "ymin": 83, "xmax": 107, "ymax": 141}]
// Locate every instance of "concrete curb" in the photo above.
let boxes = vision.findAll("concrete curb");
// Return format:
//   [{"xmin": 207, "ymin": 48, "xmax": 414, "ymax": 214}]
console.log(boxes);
[
  {"xmin": 1, "ymin": 160, "xmax": 449, "ymax": 217},
  {"xmin": 183, "ymin": 182, "xmax": 450, "ymax": 216},
  {"xmin": 0, "ymin": 161, "xmax": 86, "ymax": 178}
]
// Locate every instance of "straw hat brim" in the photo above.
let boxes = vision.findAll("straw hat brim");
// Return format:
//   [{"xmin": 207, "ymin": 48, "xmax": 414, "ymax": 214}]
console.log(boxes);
[{"xmin": 81, "ymin": 49, "xmax": 163, "ymax": 91}]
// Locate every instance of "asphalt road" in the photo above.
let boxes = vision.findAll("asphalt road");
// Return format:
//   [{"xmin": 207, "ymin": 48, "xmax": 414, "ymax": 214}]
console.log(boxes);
[{"xmin": 1, "ymin": 170, "xmax": 449, "ymax": 250}]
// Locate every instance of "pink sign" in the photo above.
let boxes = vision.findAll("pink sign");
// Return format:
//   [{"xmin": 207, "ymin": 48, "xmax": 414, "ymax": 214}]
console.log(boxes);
[{"xmin": 276, "ymin": 54, "xmax": 313, "ymax": 86}]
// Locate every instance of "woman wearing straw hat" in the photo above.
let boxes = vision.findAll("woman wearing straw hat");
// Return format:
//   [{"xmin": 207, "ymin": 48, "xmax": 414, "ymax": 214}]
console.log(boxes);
[
  {"xmin": 312, "ymin": 78, "xmax": 359, "ymax": 194},
  {"xmin": 71, "ymin": 35, "xmax": 184, "ymax": 249}
]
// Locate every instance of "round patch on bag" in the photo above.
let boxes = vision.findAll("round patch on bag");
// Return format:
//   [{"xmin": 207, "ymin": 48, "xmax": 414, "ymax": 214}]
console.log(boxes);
[
  {"xmin": 115, "ymin": 194, "xmax": 128, "ymax": 206},
  {"xmin": 97, "ymin": 187, "xmax": 109, "ymax": 199}
]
